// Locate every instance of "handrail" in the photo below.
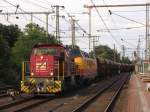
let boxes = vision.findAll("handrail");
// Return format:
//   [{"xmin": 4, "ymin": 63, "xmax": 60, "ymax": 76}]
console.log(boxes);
[{"xmin": 22, "ymin": 61, "xmax": 24, "ymax": 81}]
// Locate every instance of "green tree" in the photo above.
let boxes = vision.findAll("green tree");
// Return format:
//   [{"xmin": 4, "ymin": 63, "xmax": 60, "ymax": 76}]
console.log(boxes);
[
  {"xmin": 12, "ymin": 23, "xmax": 58, "ymax": 65},
  {"xmin": 90, "ymin": 45, "xmax": 121, "ymax": 62},
  {"xmin": 90, "ymin": 45, "xmax": 132, "ymax": 63},
  {"xmin": 0, "ymin": 23, "xmax": 21, "ymax": 85},
  {"xmin": 0, "ymin": 36, "xmax": 17, "ymax": 84},
  {"xmin": 0, "ymin": 24, "xmax": 21, "ymax": 47},
  {"xmin": 121, "ymin": 56, "xmax": 131, "ymax": 63},
  {"xmin": 95, "ymin": 45, "xmax": 117, "ymax": 60}
]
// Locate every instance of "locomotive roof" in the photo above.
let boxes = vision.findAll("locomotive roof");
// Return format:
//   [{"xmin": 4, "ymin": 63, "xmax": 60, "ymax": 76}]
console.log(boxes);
[{"xmin": 33, "ymin": 44, "xmax": 65, "ymax": 48}]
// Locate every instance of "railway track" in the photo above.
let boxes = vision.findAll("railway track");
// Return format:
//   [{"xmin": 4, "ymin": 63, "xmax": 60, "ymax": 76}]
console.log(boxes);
[
  {"xmin": 0, "ymin": 87, "xmax": 9, "ymax": 95},
  {"xmin": 14, "ymin": 97, "xmax": 55, "ymax": 112},
  {"xmin": 0, "ymin": 96, "xmax": 35, "ymax": 110},
  {"xmin": 0, "ymin": 93, "xmax": 8, "ymax": 98},
  {"xmin": 0, "ymin": 74, "xmax": 129, "ymax": 112},
  {"xmin": 0, "ymin": 86, "xmax": 20, "ymax": 104},
  {"xmin": 104, "ymin": 74, "xmax": 131, "ymax": 112},
  {"xmin": 0, "ymin": 85, "xmax": 19, "ymax": 96},
  {"xmin": 26, "ymin": 75, "xmax": 121, "ymax": 112},
  {"xmin": 0, "ymin": 76, "xmax": 109, "ymax": 112},
  {"xmin": 0, "ymin": 86, "xmax": 14, "ymax": 98},
  {"xmin": 71, "ymin": 74, "xmax": 129, "ymax": 112},
  {"xmin": 0, "ymin": 96, "xmax": 55, "ymax": 112}
]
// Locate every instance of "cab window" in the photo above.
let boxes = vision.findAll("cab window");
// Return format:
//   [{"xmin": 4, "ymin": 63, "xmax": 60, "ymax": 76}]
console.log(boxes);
[{"xmin": 33, "ymin": 47, "xmax": 58, "ymax": 55}]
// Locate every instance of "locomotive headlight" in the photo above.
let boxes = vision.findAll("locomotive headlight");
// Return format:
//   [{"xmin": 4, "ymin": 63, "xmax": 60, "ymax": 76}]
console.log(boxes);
[
  {"xmin": 31, "ymin": 72, "xmax": 34, "ymax": 76},
  {"xmin": 46, "ymin": 79, "xmax": 50, "ymax": 83},
  {"xmin": 40, "ymin": 56, "xmax": 43, "ymax": 59},
  {"xmin": 50, "ymin": 72, "xmax": 53, "ymax": 76}
]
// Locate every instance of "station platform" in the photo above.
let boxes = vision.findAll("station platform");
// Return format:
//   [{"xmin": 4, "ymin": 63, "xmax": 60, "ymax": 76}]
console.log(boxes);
[{"xmin": 113, "ymin": 74, "xmax": 150, "ymax": 112}]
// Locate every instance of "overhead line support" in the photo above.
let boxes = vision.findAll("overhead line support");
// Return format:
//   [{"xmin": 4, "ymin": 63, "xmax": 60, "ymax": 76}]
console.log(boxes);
[
  {"xmin": 71, "ymin": 18, "xmax": 76, "ymax": 48},
  {"xmin": 84, "ymin": 3, "xmax": 149, "ymax": 8},
  {"xmin": 89, "ymin": 8, "xmax": 92, "ymax": 52},
  {"xmin": 0, "ymin": 11, "xmax": 54, "ymax": 36},
  {"xmin": 52, "ymin": 5, "xmax": 64, "ymax": 42},
  {"xmin": 0, "ymin": 11, "xmax": 54, "ymax": 15}
]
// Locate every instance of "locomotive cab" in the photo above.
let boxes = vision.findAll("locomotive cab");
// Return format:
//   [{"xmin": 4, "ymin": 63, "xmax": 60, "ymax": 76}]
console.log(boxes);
[{"xmin": 21, "ymin": 44, "xmax": 67, "ymax": 94}]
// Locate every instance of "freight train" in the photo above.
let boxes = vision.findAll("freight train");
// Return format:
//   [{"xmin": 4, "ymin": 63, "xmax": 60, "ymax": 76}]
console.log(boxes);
[{"xmin": 20, "ymin": 44, "xmax": 134, "ymax": 94}]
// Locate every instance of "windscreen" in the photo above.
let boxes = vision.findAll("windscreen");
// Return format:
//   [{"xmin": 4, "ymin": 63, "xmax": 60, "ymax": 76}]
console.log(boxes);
[
  {"xmin": 70, "ymin": 49, "xmax": 81, "ymax": 57},
  {"xmin": 33, "ymin": 47, "xmax": 58, "ymax": 55}
]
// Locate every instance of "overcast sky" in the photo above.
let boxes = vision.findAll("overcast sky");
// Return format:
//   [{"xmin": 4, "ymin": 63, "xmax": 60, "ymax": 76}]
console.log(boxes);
[{"xmin": 0, "ymin": 0, "xmax": 149, "ymax": 59}]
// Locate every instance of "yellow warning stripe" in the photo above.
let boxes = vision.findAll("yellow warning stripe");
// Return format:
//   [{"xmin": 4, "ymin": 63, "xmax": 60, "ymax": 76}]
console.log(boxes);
[
  {"xmin": 29, "ymin": 78, "xmax": 36, "ymax": 84},
  {"xmin": 21, "ymin": 86, "xmax": 29, "ymax": 93},
  {"xmin": 46, "ymin": 87, "xmax": 60, "ymax": 93},
  {"xmin": 46, "ymin": 81, "xmax": 61, "ymax": 93},
  {"xmin": 55, "ymin": 81, "xmax": 61, "ymax": 88}
]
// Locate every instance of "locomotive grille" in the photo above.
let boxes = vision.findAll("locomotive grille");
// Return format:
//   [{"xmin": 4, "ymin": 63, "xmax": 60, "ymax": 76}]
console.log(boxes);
[{"xmin": 36, "ymin": 62, "xmax": 47, "ymax": 70}]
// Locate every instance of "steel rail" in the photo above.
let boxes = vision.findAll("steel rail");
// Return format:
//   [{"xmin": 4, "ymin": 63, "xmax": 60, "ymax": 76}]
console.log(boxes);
[
  {"xmin": 0, "ymin": 85, "xmax": 18, "ymax": 90},
  {"xmin": 0, "ymin": 96, "xmax": 35, "ymax": 110},
  {"xmin": 71, "ymin": 77, "xmax": 120, "ymax": 112},
  {"xmin": 0, "ymin": 86, "xmax": 19, "ymax": 91},
  {"xmin": 104, "ymin": 75, "xmax": 129, "ymax": 112},
  {"xmin": 0, "ymin": 86, "xmax": 12, "ymax": 94},
  {"xmin": 46, "ymin": 77, "xmax": 120, "ymax": 112},
  {"xmin": 71, "ymin": 74, "xmax": 129, "ymax": 112},
  {"xmin": 0, "ymin": 86, "xmax": 19, "ymax": 96},
  {"xmin": 0, "ymin": 94, "xmax": 8, "ymax": 98},
  {"xmin": 14, "ymin": 97, "xmax": 55, "ymax": 112}
]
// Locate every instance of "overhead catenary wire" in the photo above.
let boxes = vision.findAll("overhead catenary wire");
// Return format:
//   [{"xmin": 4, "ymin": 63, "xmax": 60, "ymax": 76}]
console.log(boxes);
[
  {"xmin": 0, "ymin": 2, "xmax": 29, "ymax": 21},
  {"xmin": 0, "ymin": 5, "xmax": 13, "ymax": 7},
  {"xmin": 90, "ymin": 0, "xmax": 121, "ymax": 46},
  {"xmin": 2, "ymin": 0, "xmax": 90, "ymax": 46},
  {"xmin": 64, "ymin": 10, "xmax": 89, "ymax": 36},
  {"xmin": 99, "ymin": 0, "xmax": 133, "ymax": 46},
  {"xmin": 3, "ymin": 14, "xmax": 13, "ymax": 24},
  {"xmin": 102, "ymin": 0, "xmax": 133, "ymax": 43},
  {"xmin": 103, "ymin": 0, "xmax": 135, "ymax": 49},
  {"xmin": 85, "ymin": 3, "xmax": 149, "ymax": 8},
  {"xmin": 0, "ymin": 5, "xmax": 27, "ymax": 22},
  {"xmin": 121, "ymin": 38, "xmax": 137, "ymax": 47},
  {"xmin": 103, "ymin": 0, "xmax": 146, "ymax": 58},
  {"xmin": 33, "ymin": 0, "xmax": 52, "ymax": 6},
  {"xmin": 97, "ymin": 25, "xmax": 145, "ymax": 31},
  {"xmin": 61, "ymin": 19, "xmax": 88, "ymax": 39},
  {"xmin": 59, "ymin": 35, "xmax": 90, "ymax": 38},
  {"xmin": 1, "ymin": 0, "xmax": 141, "ymax": 55},
  {"xmin": 60, "ymin": 10, "xmax": 90, "ymax": 48},
  {"xmin": 113, "ymin": 10, "xmax": 146, "ymax": 12},
  {"xmin": 59, "ymin": 14, "xmax": 87, "ymax": 38},
  {"xmin": 2, "ymin": 0, "xmax": 56, "ymax": 30},
  {"xmin": 21, "ymin": 0, "xmax": 50, "ymax": 10},
  {"xmin": 63, "ymin": 16, "xmax": 88, "ymax": 37},
  {"xmin": 16, "ymin": 5, "xmax": 29, "ymax": 21},
  {"xmin": 76, "ymin": 39, "xmax": 89, "ymax": 46},
  {"xmin": 109, "ymin": 10, "xmax": 146, "ymax": 26},
  {"xmin": 76, "ymin": 21, "xmax": 89, "ymax": 35},
  {"xmin": 59, "ymin": 13, "xmax": 91, "ymax": 49}
]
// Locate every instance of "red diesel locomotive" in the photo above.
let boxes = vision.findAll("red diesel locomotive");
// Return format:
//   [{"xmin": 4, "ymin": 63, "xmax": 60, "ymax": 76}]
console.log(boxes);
[{"xmin": 21, "ymin": 44, "xmax": 97, "ymax": 94}]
